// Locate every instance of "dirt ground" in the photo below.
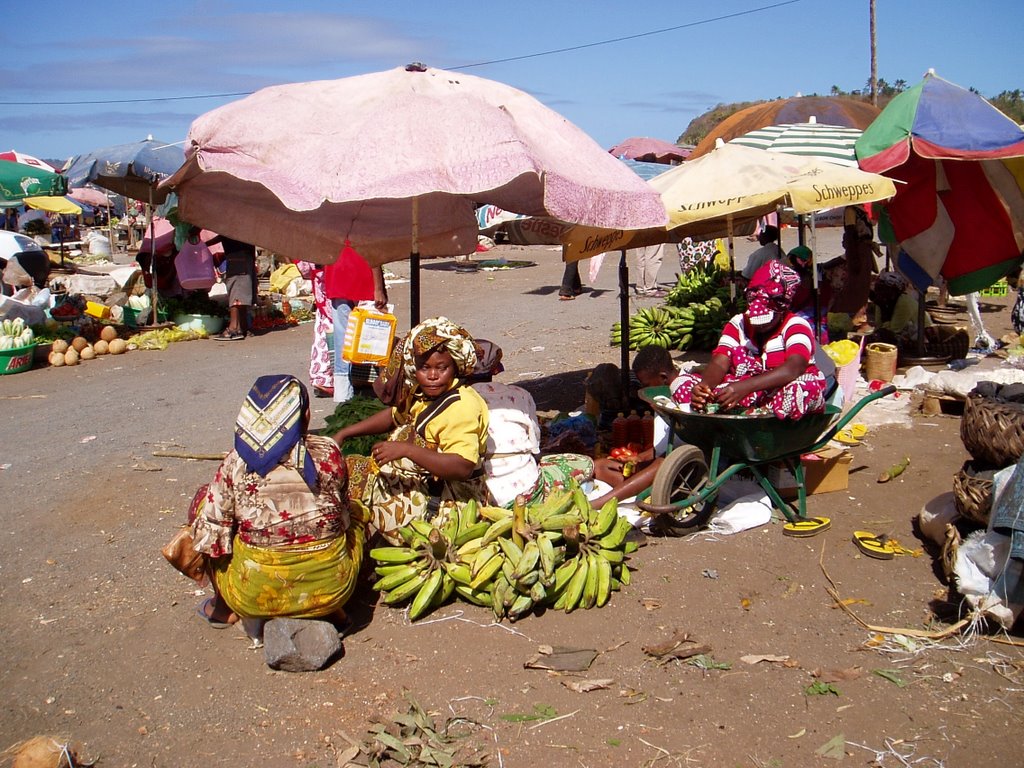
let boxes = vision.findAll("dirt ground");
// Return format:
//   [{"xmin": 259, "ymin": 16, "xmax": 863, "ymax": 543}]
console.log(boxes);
[{"xmin": 2, "ymin": 232, "xmax": 1022, "ymax": 768}]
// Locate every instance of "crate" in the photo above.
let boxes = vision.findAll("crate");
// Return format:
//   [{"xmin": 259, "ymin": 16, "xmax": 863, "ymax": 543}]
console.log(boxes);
[
  {"xmin": 766, "ymin": 447, "xmax": 853, "ymax": 500},
  {"xmin": 0, "ymin": 343, "xmax": 37, "ymax": 375},
  {"xmin": 979, "ymin": 279, "xmax": 1008, "ymax": 298}
]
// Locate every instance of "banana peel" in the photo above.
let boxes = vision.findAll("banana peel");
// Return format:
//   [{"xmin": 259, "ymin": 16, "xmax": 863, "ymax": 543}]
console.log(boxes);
[{"xmin": 878, "ymin": 456, "xmax": 910, "ymax": 483}]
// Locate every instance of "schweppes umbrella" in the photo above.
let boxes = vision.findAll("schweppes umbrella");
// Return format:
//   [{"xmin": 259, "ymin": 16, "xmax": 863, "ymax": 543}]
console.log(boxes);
[{"xmin": 561, "ymin": 142, "xmax": 896, "ymax": 261}]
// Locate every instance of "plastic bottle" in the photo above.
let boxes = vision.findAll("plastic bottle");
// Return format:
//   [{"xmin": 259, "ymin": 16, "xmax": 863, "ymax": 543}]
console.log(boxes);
[
  {"xmin": 626, "ymin": 410, "xmax": 643, "ymax": 448},
  {"xmin": 640, "ymin": 411, "xmax": 655, "ymax": 451},
  {"xmin": 611, "ymin": 412, "xmax": 628, "ymax": 450}
]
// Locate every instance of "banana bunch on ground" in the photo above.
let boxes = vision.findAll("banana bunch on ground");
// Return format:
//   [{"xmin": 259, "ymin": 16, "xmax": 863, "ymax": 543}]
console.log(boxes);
[
  {"xmin": 368, "ymin": 485, "xmax": 638, "ymax": 622},
  {"xmin": 665, "ymin": 262, "xmax": 729, "ymax": 307},
  {"xmin": 369, "ymin": 499, "xmax": 491, "ymax": 622},
  {"xmin": 610, "ymin": 305, "xmax": 694, "ymax": 350},
  {"xmin": 687, "ymin": 295, "xmax": 735, "ymax": 351}
]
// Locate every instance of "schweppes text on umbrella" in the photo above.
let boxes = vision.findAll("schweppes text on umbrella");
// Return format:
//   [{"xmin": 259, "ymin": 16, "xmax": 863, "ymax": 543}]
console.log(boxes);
[{"xmin": 812, "ymin": 183, "xmax": 878, "ymax": 202}]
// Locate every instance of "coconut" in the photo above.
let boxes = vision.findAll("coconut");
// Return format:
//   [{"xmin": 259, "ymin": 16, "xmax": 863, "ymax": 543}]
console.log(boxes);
[
  {"xmin": 108, "ymin": 338, "xmax": 127, "ymax": 355},
  {"xmin": 5, "ymin": 735, "xmax": 88, "ymax": 768},
  {"xmin": 48, "ymin": 351, "xmax": 65, "ymax": 367},
  {"xmin": 80, "ymin": 345, "xmax": 96, "ymax": 361},
  {"xmin": 64, "ymin": 349, "xmax": 79, "ymax": 366},
  {"xmin": 99, "ymin": 325, "xmax": 118, "ymax": 343},
  {"xmin": 71, "ymin": 336, "xmax": 89, "ymax": 353},
  {"xmin": 51, "ymin": 339, "xmax": 69, "ymax": 354},
  {"xmin": 93, "ymin": 339, "xmax": 109, "ymax": 355}
]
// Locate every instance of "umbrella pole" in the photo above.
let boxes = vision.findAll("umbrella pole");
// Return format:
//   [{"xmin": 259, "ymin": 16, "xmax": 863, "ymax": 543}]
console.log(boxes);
[
  {"xmin": 619, "ymin": 250, "xmax": 630, "ymax": 402},
  {"xmin": 410, "ymin": 197, "xmax": 420, "ymax": 326},
  {"xmin": 810, "ymin": 216, "xmax": 821, "ymax": 342},
  {"xmin": 727, "ymin": 215, "xmax": 736, "ymax": 301},
  {"xmin": 148, "ymin": 188, "xmax": 158, "ymax": 325}
]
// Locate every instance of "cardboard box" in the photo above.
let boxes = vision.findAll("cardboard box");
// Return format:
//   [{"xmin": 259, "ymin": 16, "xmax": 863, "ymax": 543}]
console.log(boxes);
[{"xmin": 766, "ymin": 446, "xmax": 852, "ymax": 500}]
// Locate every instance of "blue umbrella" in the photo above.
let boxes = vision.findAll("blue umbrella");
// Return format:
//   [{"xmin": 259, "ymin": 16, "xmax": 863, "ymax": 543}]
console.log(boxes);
[{"xmin": 64, "ymin": 136, "xmax": 184, "ymax": 203}]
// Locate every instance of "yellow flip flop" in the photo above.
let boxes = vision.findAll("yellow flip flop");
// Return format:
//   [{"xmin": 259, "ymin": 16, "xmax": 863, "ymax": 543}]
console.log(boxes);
[
  {"xmin": 834, "ymin": 429, "xmax": 862, "ymax": 446},
  {"xmin": 849, "ymin": 423, "xmax": 868, "ymax": 438},
  {"xmin": 852, "ymin": 530, "xmax": 896, "ymax": 560},
  {"xmin": 782, "ymin": 517, "xmax": 832, "ymax": 538}
]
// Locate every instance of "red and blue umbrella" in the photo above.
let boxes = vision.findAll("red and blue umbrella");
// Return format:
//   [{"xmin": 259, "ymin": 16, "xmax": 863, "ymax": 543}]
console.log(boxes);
[{"xmin": 856, "ymin": 71, "xmax": 1024, "ymax": 294}]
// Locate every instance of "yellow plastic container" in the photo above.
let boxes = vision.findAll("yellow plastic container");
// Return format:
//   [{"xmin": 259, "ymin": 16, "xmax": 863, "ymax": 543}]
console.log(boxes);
[
  {"xmin": 84, "ymin": 300, "xmax": 111, "ymax": 320},
  {"xmin": 342, "ymin": 307, "xmax": 397, "ymax": 364}
]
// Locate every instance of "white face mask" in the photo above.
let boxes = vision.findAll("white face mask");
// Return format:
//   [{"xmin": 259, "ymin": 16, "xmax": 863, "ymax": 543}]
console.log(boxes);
[{"xmin": 747, "ymin": 308, "xmax": 778, "ymax": 327}]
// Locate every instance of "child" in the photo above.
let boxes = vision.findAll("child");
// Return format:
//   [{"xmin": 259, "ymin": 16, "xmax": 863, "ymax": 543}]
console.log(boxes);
[{"xmin": 592, "ymin": 347, "xmax": 680, "ymax": 507}]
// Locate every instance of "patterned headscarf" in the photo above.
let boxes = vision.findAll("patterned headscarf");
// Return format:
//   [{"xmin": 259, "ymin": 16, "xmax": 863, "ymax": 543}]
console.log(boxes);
[
  {"xmin": 373, "ymin": 317, "xmax": 478, "ymax": 406},
  {"xmin": 875, "ymin": 270, "xmax": 907, "ymax": 291},
  {"xmin": 234, "ymin": 375, "xmax": 317, "ymax": 491},
  {"xmin": 745, "ymin": 259, "xmax": 800, "ymax": 327}
]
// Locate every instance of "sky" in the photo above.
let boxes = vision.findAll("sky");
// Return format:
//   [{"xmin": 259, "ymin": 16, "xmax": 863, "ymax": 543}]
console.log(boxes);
[{"xmin": 1, "ymin": 0, "xmax": 1022, "ymax": 166}]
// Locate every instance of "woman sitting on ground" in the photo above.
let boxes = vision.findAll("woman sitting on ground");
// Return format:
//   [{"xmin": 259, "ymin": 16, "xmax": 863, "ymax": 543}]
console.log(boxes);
[
  {"xmin": 333, "ymin": 317, "xmax": 493, "ymax": 543},
  {"xmin": 672, "ymin": 259, "xmax": 827, "ymax": 419},
  {"xmin": 191, "ymin": 374, "xmax": 366, "ymax": 628}
]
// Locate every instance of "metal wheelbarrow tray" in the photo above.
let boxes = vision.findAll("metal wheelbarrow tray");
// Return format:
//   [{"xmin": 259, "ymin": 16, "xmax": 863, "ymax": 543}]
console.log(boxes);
[{"xmin": 636, "ymin": 384, "xmax": 896, "ymax": 528}]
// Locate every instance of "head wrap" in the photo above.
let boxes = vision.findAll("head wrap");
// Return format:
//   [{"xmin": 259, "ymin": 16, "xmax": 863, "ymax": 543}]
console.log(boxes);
[
  {"xmin": 372, "ymin": 317, "xmax": 477, "ymax": 406},
  {"xmin": 787, "ymin": 245, "xmax": 812, "ymax": 266},
  {"xmin": 234, "ymin": 375, "xmax": 317, "ymax": 491},
  {"xmin": 467, "ymin": 339, "xmax": 504, "ymax": 382},
  {"xmin": 875, "ymin": 270, "xmax": 907, "ymax": 291},
  {"xmin": 745, "ymin": 259, "xmax": 800, "ymax": 327}
]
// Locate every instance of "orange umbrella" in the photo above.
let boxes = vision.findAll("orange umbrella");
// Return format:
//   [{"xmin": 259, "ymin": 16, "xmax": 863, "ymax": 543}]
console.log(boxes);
[{"xmin": 689, "ymin": 96, "xmax": 881, "ymax": 160}]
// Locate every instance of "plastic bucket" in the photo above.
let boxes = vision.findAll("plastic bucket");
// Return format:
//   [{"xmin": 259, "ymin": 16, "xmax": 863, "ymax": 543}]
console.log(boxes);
[{"xmin": 0, "ymin": 343, "xmax": 36, "ymax": 375}]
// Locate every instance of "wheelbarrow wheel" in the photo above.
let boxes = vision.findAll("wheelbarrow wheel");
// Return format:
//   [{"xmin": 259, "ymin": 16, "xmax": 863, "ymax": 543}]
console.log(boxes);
[{"xmin": 648, "ymin": 445, "xmax": 715, "ymax": 532}]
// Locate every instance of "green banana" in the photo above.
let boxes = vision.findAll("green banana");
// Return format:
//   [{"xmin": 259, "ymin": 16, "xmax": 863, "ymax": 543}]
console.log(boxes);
[
  {"xmin": 619, "ymin": 563, "xmax": 631, "ymax": 586},
  {"xmin": 481, "ymin": 516, "xmax": 513, "ymax": 544},
  {"xmin": 375, "ymin": 562, "xmax": 416, "ymax": 576},
  {"xmin": 596, "ymin": 547, "xmax": 625, "ymax": 565},
  {"xmin": 370, "ymin": 546, "xmax": 422, "ymax": 564},
  {"xmin": 453, "ymin": 520, "xmax": 490, "ymax": 547},
  {"xmin": 408, "ymin": 567, "xmax": 444, "ymax": 620},
  {"xmin": 471, "ymin": 543, "xmax": 500, "ymax": 577},
  {"xmin": 470, "ymin": 553, "xmax": 504, "ymax": 590},
  {"xmin": 382, "ymin": 571, "xmax": 428, "ymax": 604},
  {"xmin": 479, "ymin": 505, "xmax": 513, "ymax": 522},
  {"xmin": 590, "ymin": 498, "xmax": 619, "ymax": 538},
  {"xmin": 563, "ymin": 556, "xmax": 589, "ymax": 613},
  {"xmin": 438, "ymin": 571, "xmax": 456, "ymax": 604},
  {"xmin": 443, "ymin": 561, "xmax": 473, "ymax": 586},
  {"xmin": 598, "ymin": 516, "xmax": 633, "ymax": 550},
  {"xmin": 373, "ymin": 564, "xmax": 423, "ymax": 592},
  {"xmin": 540, "ymin": 512, "xmax": 582, "ymax": 532},
  {"xmin": 535, "ymin": 533, "xmax": 557, "ymax": 579},
  {"xmin": 511, "ymin": 540, "xmax": 540, "ymax": 582},
  {"xmin": 507, "ymin": 593, "xmax": 534, "ymax": 622},
  {"xmin": 581, "ymin": 553, "xmax": 600, "ymax": 609},
  {"xmin": 455, "ymin": 584, "xmax": 493, "ymax": 607},
  {"xmin": 550, "ymin": 556, "xmax": 579, "ymax": 597},
  {"xmin": 497, "ymin": 536, "xmax": 523, "ymax": 565},
  {"xmin": 595, "ymin": 555, "xmax": 612, "ymax": 608}
]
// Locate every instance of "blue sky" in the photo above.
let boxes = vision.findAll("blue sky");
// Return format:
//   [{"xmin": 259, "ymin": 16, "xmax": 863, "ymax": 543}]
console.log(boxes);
[{"xmin": 2, "ymin": 0, "xmax": 1021, "ymax": 165}]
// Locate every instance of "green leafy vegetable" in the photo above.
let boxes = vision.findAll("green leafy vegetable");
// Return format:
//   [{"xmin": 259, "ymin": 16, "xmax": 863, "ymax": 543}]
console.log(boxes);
[
  {"xmin": 804, "ymin": 681, "xmax": 840, "ymax": 697},
  {"xmin": 318, "ymin": 395, "xmax": 389, "ymax": 455},
  {"xmin": 872, "ymin": 668, "xmax": 907, "ymax": 687}
]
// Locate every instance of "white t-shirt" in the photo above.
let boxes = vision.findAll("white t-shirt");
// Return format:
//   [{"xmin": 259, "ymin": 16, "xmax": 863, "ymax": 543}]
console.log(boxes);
[{"xmin": 471, "ymin": 382, "xmax": 541, "ymax": 507}]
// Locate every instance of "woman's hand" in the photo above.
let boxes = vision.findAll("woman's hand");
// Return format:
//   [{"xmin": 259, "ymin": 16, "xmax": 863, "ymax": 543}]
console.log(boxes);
[
  {"xmin": 371, "ymin": 439, "xmax": 408, "ymax": 465},
  {"xmin": 689, "ymin": 382, "xmax": 715, "ymax": 410},
  {"xmin": 711, "ymin": 381, "xmax": 750, "ymax": 409}
]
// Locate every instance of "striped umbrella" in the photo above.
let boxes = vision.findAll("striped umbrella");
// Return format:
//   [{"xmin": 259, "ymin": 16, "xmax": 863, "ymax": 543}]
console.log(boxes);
[{"xmin": 729, "ymin": 117, "xmax": 862, "ymax": 167}]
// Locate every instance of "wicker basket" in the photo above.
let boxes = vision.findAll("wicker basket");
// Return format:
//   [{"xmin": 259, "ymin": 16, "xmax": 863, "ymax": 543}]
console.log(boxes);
[
  {"xmin": 926, "ymin": 327, "xmax": 970, "ymax": 360},
  {"xmin": 961, "ymin": 392, "xmax": 1024, "ymax": 467},
  {"xmin": 864, "ymin": 342, "xmax": 897, "ymax": 382},
  {"xmin": 952, "ymin": 460, "xmax": 996, "ymax": 526}
]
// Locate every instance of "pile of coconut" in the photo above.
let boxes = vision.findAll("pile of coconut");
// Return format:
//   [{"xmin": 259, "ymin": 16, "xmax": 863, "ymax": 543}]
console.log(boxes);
[{"xmin": 48, "ymin": 326, "xmax": 127, "ymax": 367}]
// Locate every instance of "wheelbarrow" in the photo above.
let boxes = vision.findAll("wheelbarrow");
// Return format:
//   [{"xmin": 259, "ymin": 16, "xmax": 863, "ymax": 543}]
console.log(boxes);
[{"xmin": 634, "ymin": 384, "xmax": 897, "ymax": 530}]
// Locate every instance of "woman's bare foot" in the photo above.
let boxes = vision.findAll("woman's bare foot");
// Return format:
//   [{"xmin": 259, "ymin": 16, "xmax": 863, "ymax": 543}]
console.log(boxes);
[{"xmin": 197, "ymin": 596, "xmax": 239, "ymax": 627}]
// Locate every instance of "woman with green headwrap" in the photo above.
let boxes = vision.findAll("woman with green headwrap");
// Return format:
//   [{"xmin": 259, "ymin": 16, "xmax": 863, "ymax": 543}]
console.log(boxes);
[{"xmin": 333, "ymin": 317, "xmax": 492, "ymax": 543}]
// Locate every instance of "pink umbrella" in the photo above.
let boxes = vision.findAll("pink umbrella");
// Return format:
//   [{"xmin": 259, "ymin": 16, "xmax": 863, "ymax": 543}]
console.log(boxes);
[
  {"xmin": 164, "ymin": 64, "xmax": 667, "ymax": 268},
  {"xmin": 68, "ymin": 187, "xmax": 112, "ymax": 208},
  {"xmin": 608, "ymin": 137, "xmax": 689, "ymax": 164},
  {"xmin": 0, "ymin": 150, "xmax": 58, "ymax": 173}
]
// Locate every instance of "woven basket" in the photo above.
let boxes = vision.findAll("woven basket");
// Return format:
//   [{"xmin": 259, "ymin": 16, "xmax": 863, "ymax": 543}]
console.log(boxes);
[
  {"xmin": 961, "ymin": 392, "xmax": 1024, "ymax": 467},
  {"xmin": 926, "ymin": 327, "xmax": 970, "ymax": 360},
  {"xmin": 952, "ymin": 461, "xmax": 996, "ymax": 526},
  {"xmin": 864, "ymin": 342, "xmax": 898, "ymax": 382}
]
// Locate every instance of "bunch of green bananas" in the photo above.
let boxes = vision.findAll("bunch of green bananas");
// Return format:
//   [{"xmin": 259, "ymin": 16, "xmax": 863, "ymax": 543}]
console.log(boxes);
[
  {"xmin": 368, "ymin": 499, "xmax": 491, "ymax": 622},
  {"xmin": 368, "ymin": 484, "xmax": 638, "ymax": 622},
  {"xmin": 610, "ymin": 305, "xmax": 694, "ymax": 350},
  {"xmin": 665, "ymin": 261, "xmax": 728, "ymax": 308}
]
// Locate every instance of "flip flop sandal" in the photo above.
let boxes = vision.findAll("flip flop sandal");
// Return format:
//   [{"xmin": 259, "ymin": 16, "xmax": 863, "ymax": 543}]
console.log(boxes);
[
  {"xmin": 196, "ymin": 597, "xmax": 233, "ymax": 629},
  {"xmin": 834, "ymin": 429, "xmax": 862, "ymax": 446},
  {"xmin": 852, "ymin": 530, "xmax": 896, "ymax": 560},
  {"xmin": 848, "ymin": 423, "xmax": 868, "ymax": 438},
  {"xmin": 781, "ymin": 517, "xmax": 832, "ymax": 538},
  {"xmin": 558, "ymin": 294, "xmax": 575, "ymax": 301}
]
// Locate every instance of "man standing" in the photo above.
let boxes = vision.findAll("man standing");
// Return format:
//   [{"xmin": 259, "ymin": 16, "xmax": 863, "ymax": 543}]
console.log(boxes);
[
  {"xmin": 741, "ymin": 225, "xmax": 783, "ymax": 281},
  {"xmin": 209, "ymin": 235, "xmax": 257, "ymax": 341}
]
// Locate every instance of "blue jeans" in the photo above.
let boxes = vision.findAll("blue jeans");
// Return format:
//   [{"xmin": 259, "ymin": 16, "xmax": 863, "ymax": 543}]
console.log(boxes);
[{"xmin": 331, "ymin": 299, "xmax": 355, "ymax": 403}]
